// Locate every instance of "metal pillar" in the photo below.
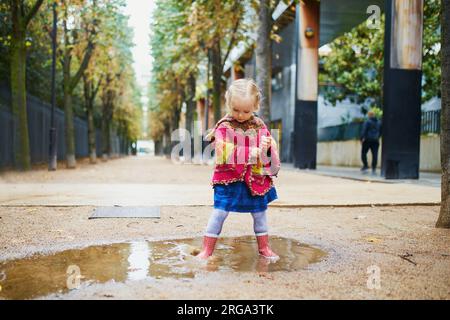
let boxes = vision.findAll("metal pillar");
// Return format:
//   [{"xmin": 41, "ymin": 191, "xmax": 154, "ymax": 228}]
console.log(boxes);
[{"xmin": 382, "ymin": 0, "xmax": 424, "ymax": 179}]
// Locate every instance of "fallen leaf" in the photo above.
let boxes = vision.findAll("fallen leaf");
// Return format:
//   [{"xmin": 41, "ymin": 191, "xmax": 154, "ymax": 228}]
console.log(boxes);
[
  {"xmin": 127, "ymin": 222, "xmax": 139, "ymax": 228},
  {"xmin": 365, "ymin": 237, "xmax": 382, "ymax": 243},
  {"xmin": 258, "ymin": 273, "xmax": 274, "ymax": 280}
]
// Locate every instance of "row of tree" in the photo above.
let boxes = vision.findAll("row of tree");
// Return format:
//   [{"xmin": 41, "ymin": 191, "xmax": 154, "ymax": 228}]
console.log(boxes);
[
  {"xmin": 0, "ymin": 0, "xmax": 142, "ymax": 170},
  {"xmin": 148, "ymin": 0, "xmax": 291, "ymax": 150}
]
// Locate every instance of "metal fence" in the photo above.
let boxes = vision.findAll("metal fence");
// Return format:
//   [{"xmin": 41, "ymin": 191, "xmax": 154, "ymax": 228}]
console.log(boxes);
[
  {"xmin": 421, "ymin": 110, "xmax": 440, "ymax": 134},
  {"xmin": 0, "ymin": 86, "xmax": 128, "ymax": 168},
  {"xmin": 0, "ymin": 108, "xmax": 15, "ymax": 167},
  {"xmin": 318, "ymin": 111, "xmax": 441, "ymax": 142},
  {"xmin": 318, "ymin": 122, "xmax": 363, "ymax": 142}
]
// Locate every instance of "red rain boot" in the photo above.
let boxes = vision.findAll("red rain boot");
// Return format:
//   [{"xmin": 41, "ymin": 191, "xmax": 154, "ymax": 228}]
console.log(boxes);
[
  {"xmin": 256, "ymin": 235, "xmax": 279, "ymax": 260},
  {"xmin": 197, "ymin": 236, "xmax": 218, "ymax": 259}
]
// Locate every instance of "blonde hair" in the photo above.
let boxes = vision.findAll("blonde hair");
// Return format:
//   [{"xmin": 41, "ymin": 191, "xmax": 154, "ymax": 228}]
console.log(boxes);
[{"xmin": 225, "ymin": 78, "xmax": 262, "ymax": 112}]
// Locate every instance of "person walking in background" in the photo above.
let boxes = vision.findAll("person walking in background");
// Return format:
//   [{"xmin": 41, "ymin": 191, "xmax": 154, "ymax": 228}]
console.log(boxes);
[{"xmin": 360, "ymin": 110, "xmax": 382, "ymax": 174}]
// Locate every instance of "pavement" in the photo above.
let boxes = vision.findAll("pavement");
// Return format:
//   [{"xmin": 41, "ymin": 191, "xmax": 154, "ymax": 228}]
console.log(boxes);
[
  {"xmin": 303, "ymin": 164, "xmax": 441, "ymax": 188},
  {"xmin": 0, "ymin": 155, "xmax": 440, "ymax": 207}
]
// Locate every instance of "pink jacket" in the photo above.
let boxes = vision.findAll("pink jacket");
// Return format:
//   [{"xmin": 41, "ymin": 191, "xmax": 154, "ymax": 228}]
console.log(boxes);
[{"xmin": 206, "ymin": 114, "xmax": 281, "ymax": 196}]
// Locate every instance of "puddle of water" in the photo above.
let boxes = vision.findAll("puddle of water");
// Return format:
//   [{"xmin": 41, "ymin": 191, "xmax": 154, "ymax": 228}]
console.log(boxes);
[{"xmin": 0, "ymin": 236, "xmax": 326, "ymax": 300}]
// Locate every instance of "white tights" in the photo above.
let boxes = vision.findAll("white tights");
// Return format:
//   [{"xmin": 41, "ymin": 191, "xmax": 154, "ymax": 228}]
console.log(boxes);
[{"xmin": 205, "ymin": 208, "xmax": 268, "ymax": 238}]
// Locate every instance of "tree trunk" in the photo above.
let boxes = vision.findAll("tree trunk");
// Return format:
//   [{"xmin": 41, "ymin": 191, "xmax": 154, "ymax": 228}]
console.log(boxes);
[
  {"xmin": 102, "ymin": 86, "xmax": 115, "ymax": 160},
  {"xmin": 256, "ymin": 0, "xmax": 272, "ymax": 124},
  {"xmin": 101, "ymin": 115, "xmax": 107, "ymax": 160},
  {"xmin": 185, "ymin": 73, "xmax": 196, "ymax": 133},
  {"xmin": 155, "ymin": 140, "xmax": 162, "ymax": 156},
  {"xmin": 172, "ymin": 98, "xmax": 182, "ymax": 132},
  {"xmin": 63, "ymin": 85, "xmax": 76, "ymax": 168},
  {"xmin": 163, "ymin": 125, "xmax": 171, "ymax": 156},
  {"xmin": 87, "ymin": 106, "xmax": 96, "ymax": 163},
  {"xmin": 63, "ymin": 54, "xmax": 77, "ymax": 168},
  {"xmin": 167, "ymin": 97, "xmax": 183, "ymax": 158},
  {"xmin": 100, "ymin": 73, "xmax": 114, "ymax": 160},
  {"xmin": 62, "ymin": 8, "xmax": 77, "ymax": 169},
  {"xmin": 211, "ymin": 42, "xmax": 222, "ymax": 123},
  {"xmin": 101, "ymin": 100, "xmax": 112, "ymax": 160},
  {"xmin": 9, "ymin": 0, "xmax": 44, "ymax": 170},
  {"xmin": 61, "ymin": 0, "xmax": 95, "ymax": 168},
  {"xmin": 436, "ymin": 1, "xmax": 450, "ymax": 228},
  {"xmin": 10, "ymin": 10, "xmax": 31, "ymax": 170},
  {"xmin": 83, "ymin": 76, "xmax": 97, "ymax": 164}
]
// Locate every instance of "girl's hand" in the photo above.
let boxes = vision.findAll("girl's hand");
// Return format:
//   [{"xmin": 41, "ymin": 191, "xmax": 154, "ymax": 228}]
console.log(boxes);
[
  {"xmin": 250, "ymin": 147, "xmax": 261, "ymax": 159},
  {"xmin": 260, "ymin": 136, "xmax": 272, "ymax": 151}
]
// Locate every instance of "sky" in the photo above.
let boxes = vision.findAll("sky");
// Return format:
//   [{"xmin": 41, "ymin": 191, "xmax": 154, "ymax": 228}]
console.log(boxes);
[{"xmin": 123, "ymin": 0, "xmax": 156, "ymax": 109}]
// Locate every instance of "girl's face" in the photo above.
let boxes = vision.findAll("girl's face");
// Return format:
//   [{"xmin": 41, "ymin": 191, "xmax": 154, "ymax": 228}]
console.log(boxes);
[{"xmin": 230, "ymin": 96, "xmax": 256, "ymax": 123}]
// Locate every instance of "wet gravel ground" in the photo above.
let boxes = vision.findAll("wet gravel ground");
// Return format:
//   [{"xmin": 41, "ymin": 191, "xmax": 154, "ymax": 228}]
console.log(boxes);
[{"xmin": 0, "ymin": 205, "xmax": 449, "ymax": 299}]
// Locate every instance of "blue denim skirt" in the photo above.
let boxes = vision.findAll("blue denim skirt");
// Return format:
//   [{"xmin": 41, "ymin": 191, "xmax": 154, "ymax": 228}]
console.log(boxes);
[{"xmin": 213, "ymin": 181, "xmax": 278, "ymax": 213}]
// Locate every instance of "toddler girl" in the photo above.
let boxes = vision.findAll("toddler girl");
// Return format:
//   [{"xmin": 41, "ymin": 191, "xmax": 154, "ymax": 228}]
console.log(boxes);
[{"xmin": 198, "ymin": 78, "xmax": 281, "ymax": 260}]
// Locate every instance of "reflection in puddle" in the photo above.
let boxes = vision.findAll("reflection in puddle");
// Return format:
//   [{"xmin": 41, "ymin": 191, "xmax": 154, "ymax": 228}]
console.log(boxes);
[{"xmin": 0, "ymin": 236, "xmax": 327, "ymax": 299}]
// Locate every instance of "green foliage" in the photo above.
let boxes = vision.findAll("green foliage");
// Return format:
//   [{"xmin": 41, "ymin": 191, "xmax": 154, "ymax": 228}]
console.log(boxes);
[
  {"xmin": 422, "ymin": 0, "xmax": 441, "ymax": 102},
  {"xmin": 321, "ymin": 0, "xmax": 441, "ymax": 111},
  {"xmin": 0, "ymin": 1, "xmax": 11, "ymax": 86},
  {"xmin": 149, "ymin": 0, "xmax": 250, "ymax": 140},
  {"xmin": 149, "ymin": 0, "xmax": 192, "ymax": 140},
  {"xmin": 0, "ymin": 0, "xmax": 141, "ymax": 141},
  {"xmin": 370, "ymin": 106, "xmax": 383, "ymax": 119},
  {"xmin": 321, "ymin": 15, "xmax": 385, "ymax": 111}
]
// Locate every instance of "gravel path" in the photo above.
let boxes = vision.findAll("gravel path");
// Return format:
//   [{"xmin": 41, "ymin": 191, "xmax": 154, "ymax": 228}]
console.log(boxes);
[
  {"xmin": 0, "ymin": 156, "xmax": 440, "ymax": 206},
  {"xmin": 0, "ymin": 205, "xmax": 448, "ymax": 299},
  {"xmin": 0, "ymin": 156, "xmax": 447, "ymax": 299}
]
